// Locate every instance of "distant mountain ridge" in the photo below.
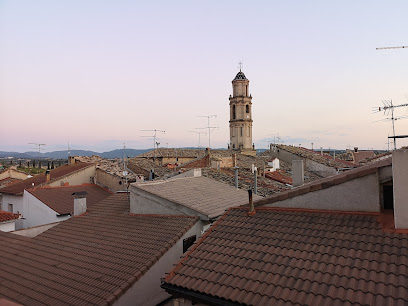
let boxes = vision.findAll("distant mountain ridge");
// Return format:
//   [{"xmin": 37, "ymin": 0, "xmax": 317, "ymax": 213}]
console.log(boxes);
[{"xmin": 0, "ymin": 149, "xmax": 151, "ymax": 159}]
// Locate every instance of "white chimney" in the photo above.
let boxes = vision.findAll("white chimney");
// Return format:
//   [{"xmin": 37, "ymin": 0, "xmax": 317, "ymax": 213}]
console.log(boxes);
[{"xmin": 72, "ymin": 191, "xmax": 87, "ymax": 216}]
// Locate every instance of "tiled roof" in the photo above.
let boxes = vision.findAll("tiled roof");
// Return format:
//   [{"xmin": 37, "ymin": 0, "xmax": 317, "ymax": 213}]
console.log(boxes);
[
  {"xmin": 74, "ymin": 156, "xmax": 137, "ymax": 180},
  {"xmin": 0, "ymin": 163, "xmax": 94, "ymax": 195},
  {"xmin": 352, "ymin": 151, "xmax": 375, "ymax": 164},
  {"xmin": 163, "ymin": 207, "xmax": 408, "ymax": 305},
  {"xmin": 133, "ymin": 176, "xmax": 262, "ymax": 219},
  {"xmin": 0, "ymin": 211, "xmax": 20, "ymax": 223},
  {"xmin": 0, "ymin": 178, "xmax": 20, "ymax": 189},
  {"xmin": 0, "ymin": 193, "xmax": 198, "ymax": 305},
  {"xmin": 27, "ymin": 184, "xmax": 112, "ymax": 214},
  {"xmin": 138, "ymin": 148, "xmax": 207, "ymax": 159},
  {"xmin": 269, "ymin": 145, "xmax": 357, "ymax": 168},
  {"xmin": 254, "ymin": 157, "xmax": 392, "ymax": 208},
  {"xmin": 233, "ymin": 71, "xmax": 247, "ymax": 80}
]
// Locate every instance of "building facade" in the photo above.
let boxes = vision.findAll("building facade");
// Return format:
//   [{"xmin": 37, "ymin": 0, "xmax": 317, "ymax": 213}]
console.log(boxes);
[{"xmin": 229, "ymin": 69, "xmax": 256, "ymax": 156}]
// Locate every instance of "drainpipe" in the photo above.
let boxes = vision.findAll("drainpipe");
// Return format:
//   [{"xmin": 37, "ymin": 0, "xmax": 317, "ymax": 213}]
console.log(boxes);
[{"xmin": 253, "ymin": 167, "xmax": 257, "ymax": 195}]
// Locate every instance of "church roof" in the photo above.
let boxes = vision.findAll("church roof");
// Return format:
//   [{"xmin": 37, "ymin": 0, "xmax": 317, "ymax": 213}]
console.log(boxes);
[{"xmin": 233, "ymin": 70, "xmax": 247, "ymax": 80}]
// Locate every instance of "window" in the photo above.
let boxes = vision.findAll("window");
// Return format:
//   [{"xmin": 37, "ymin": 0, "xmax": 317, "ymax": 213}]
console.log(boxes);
[
  {"xmin": 232, "ymin": 105, "xmax": 236, "ymax": 120},
  {"xmin": 183, "ymin": 235, "xmax": 196, "ymax": 253},
  {"xmin": 246, "ymin": 105, "xmax": 249, "ymax": 113},
  {"xmin": 240, "ymin": 127, "xmax": 243, "ymax": 136},
  {"xmin": 246, "ymin": 85, "xmax": 248, "ymax": 96},
  {"xmin": 8, "ymin": 204, "xmax": 13, "ymax": 213}
]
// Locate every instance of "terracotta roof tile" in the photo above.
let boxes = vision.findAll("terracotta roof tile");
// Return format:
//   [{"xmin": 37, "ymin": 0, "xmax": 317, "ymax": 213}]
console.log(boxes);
[
  {"xmin": 163, "ymin": 207, "xmax": 408, "ymax": 305},
  {"xmin": 253, "ymin": 157, "xmax": 392, "ymax": 208},
  {"xmin": 0, "ymin": 193, "xmax": 198, "ymax": 305},
  {"xmin": 0, "ymin": 211, "xmax": 20, "ymax": 223},
  {"xmin": 133, "ymin": 176, "xmax": 262, "ymax": 219},
  {"xmin": 0, "ymin": 163, "xmax": 94, "ymax": 195},
  {"xmin": 27, "ymin": 184, "xmax": 112, "ymax": 214}
]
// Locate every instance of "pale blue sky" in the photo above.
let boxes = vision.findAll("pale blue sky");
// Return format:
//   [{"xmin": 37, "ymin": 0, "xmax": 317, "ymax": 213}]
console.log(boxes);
[{"xmin": 1, "ymin": 1, "xmax": 407, "ymax": 152}]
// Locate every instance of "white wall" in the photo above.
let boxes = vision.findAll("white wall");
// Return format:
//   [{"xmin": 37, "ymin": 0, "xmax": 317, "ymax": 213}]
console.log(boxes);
[
  {"xmin": 0, "ymin": 221, "xmax": 16, "ymax": 232},
  {"xmin": 19, "ymin": 191, "xmax": 70, "ymax": 230},
  {"xmin": 1, "ymin": 194, "xmax": 23, "ymax": 214},
  {"xmin": 392, "ymin": 150, "xmax": 408, "ymax": 229},
  {"xmin": 114, "ymin": 221, "xmax": 202, "ymax": 306},
  {"xmin": 264, "ymin": 174, "xmax": 380, "ymax": 212},
  {"xmin": 48, "ymin": 165, "xmax": 96, "ymax": 187}
]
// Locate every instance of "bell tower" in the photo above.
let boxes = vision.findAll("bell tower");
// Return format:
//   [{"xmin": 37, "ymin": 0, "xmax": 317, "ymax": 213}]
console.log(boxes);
[{"xmin": 229, "ymin": 68, "xmax": 255, "ymax": 156}]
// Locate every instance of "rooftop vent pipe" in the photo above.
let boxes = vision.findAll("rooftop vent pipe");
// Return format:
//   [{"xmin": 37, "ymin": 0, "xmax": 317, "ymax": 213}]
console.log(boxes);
[{"xmin": 248, "ymin": 189, "xmax": 255, "ymax": 216}]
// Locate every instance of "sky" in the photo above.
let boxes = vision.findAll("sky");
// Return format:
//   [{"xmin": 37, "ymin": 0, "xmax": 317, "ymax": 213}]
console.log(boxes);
[{"xmin": 1, "ymin": 1, "xmax": 408, "ymax": 153}]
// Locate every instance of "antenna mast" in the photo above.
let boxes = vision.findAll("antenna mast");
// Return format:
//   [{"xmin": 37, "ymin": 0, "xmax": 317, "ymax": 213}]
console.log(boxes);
[
  {"xmin": 197, "ymin": 115, "xmax": 217, "ymax": 148},
  {"xmin": 376, "ymin": 46, "xmax": 408, "ymax": 50},
  {"xmin": 373, "ymin": 100, "xmax": 408, "ymax": 150},
  {"xmin": 141, "ymin": 129, "xmax": 166, "ymax": 163},
  {"xmin": 28, "ymin": 143, "xmax": 46, "ymax": 159},
  {"xmin": 189, "ymin": 130, "xmax": 207, "ymax": 148}
]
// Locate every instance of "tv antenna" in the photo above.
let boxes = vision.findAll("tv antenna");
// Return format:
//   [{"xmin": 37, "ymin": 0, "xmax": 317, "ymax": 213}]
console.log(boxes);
[
  {"xmin": 67, "ymin": 141, "xmax": 71, "ymax": 158},
  {"xmin": 189, "ymin": 130, "xmax": 207, "ymax": 148},
  {"xmin": 376, "ymin": 46, "xmax": 408, "ymax": 50},
  {"xmin": 28, "ymin": 143, "xmax": 46, "ymax": 159},
  {"xmin": 373, "ymin": 100, "xmax": 408, "ymax": 150},
  {"xmin": 141, "ymin": 129, "xmax": 166, "ymax": 164},
  {"xmin": 197, "ymin": 115, "xmax": 218, "ymax": 148}
]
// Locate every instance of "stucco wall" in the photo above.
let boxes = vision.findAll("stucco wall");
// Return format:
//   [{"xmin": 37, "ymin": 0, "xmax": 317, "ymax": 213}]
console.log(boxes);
[
  {"xmin": 0, "ymin": 169, "xmax": 30, "ymax": 180},
  {"xmin": 12, "ymin": 222, "xmax": 60, "ymax": 237},
  {"xmin": 392, "ymin": 150, "xmax": 408, "ymax": 229},
  {"xmin": 114, "ymin": 221, "xmax": 202, "ymax": 306},
  {"xmin": 0, "ymin": 221, "xmax": 16, "ymax": 232},
  {"xmin": 264, "ymin": 173, "xmax": 380, "ymax": 212},
  {"xmin": 48, "ymin": 165, "xmax": 96, "ymax": 187},
  {"xmin": 96, "ymin": 169, "xmax": 127, "ymax": 192},
  {"xmin": 19, "ymin": 191, "xmax": 70, "ymax": 229},
  {"xmin": 1, "ymin": 194, "xmax": 23, "ymax": 214}
]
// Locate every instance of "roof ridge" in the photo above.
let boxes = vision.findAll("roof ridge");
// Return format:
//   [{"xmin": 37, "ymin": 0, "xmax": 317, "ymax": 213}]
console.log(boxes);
[{"xmin": 232, "ymin": 206, "xmax": 380, "ymax": 216}]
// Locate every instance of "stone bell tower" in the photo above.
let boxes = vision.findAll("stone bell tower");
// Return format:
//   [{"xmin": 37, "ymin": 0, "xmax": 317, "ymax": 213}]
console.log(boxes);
[{"xmin": 229, "ymin": 68, "xmax": 256, "ymax": 156}]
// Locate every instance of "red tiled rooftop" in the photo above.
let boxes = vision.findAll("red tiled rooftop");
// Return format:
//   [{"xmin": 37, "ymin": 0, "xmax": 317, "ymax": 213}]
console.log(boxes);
[
  {"xmin": 27, "ymin": 184, "xmax": 112, "ymax": 214},
  {"xmin": 163, "ymin": 206, "xmax": 408, "ymax": 305},
  {"xmin": 254, "ymin": 157, "xmax": 392, "ymax": 208},
  {"xmin": 0, "ymin": 163, "xmax": 94, "ymax": 195},
  {"xmin": 0, "ymin": 193, "xmax": 198, "ymax": 305},
  {"xmin": 0, "ymin": 211, "xmax": 20, "ymax": 223}
]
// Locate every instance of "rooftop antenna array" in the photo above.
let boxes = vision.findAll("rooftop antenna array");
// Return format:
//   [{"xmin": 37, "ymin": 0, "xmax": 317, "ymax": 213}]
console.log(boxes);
[
  {"xmin": 376, "ymin": 46, "xmax": 408, "ymax": 50},
  {"xmin": 197, "ymin": 115, "xmax": 218, "ymax": 148},
  {"xmin": 189, "ymin": 130, "xmax": 207, "ymax": 148},
  {"xmin": 28, "ymin": 143, "xmax": 46, "ymax": 159},
  {"xmin": 141, "ymin": 129, "xmax": 166, "ymax": 164},
  {"xmin": 372, "ymin": 100, "xmax": 408, "ymax": 150},
  {"xmin": 67, "ymin": 142, "xmax": 71, "ymax": 159}
]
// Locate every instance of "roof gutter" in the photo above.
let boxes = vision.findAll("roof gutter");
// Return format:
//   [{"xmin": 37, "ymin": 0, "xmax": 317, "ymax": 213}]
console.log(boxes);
[{"xmin": 160, "ymin": 283, "xmax": 239, "ymax": 306}]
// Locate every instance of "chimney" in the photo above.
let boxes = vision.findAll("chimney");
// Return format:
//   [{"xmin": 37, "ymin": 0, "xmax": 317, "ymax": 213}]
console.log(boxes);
[
  {"xmin": 45, "ymin": 170, "xmax": 51, "ymax": 182},
  {"xmin": 72, "ymin": 191, "xmax": 87, "ymax": 216},
  {"xmin": 68, "ymin": 156, "xmax": 76, "ymax": 165},
  {"xmin": 248, "ymin": 189, "xmax": 255, "ymax": 216},
  {"xmin": 205, "ymin": 147, "xmax": 211, "ymax": 156},
  {"xmin": 292, "ymin": 160, "xmax": 304, "ymax": 187},
  {"xmin": 354, "ymin": 147, "xmax": 358, "ymax": 153}
]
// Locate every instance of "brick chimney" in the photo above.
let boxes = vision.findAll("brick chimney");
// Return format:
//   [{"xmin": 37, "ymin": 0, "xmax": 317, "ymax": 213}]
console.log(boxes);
[
  {"xmin": 45, "ymin": 170, "xmax": 51, "ymax": 182},
  {"xmin": 72, "ymin": 191, "xmax": 88, "ymax": 216},
  {"xmin": 248, "ymin": 189, "xmax": 255, "ymax": 216}
]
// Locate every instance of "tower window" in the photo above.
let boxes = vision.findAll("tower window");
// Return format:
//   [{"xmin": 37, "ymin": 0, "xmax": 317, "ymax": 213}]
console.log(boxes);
[
  {"xmin": 233, "ymin": 105, "xmax": 236, "ymax": 120},
  {"xmin": 246, "ymin": 85, "xmax": 248, "ymax": 96},
  {"xmin": 240, "ymin": 127, "xmax": 243, "ymax": 136},
  {"xmin": 246, "ymin": 105, "xmax": 249, "ymax": 113}
]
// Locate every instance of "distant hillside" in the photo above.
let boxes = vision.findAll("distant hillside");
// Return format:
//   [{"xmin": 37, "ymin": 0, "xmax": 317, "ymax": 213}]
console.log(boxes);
[{"xmin": 0, "ymin": 149, "xmax": 151, "ymax": 159}]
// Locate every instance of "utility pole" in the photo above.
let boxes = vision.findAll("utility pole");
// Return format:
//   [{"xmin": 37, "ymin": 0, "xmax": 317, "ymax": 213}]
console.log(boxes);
[{"xmin": 197, "ymin": 115, "xmax": 217, "ymax": 148}]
